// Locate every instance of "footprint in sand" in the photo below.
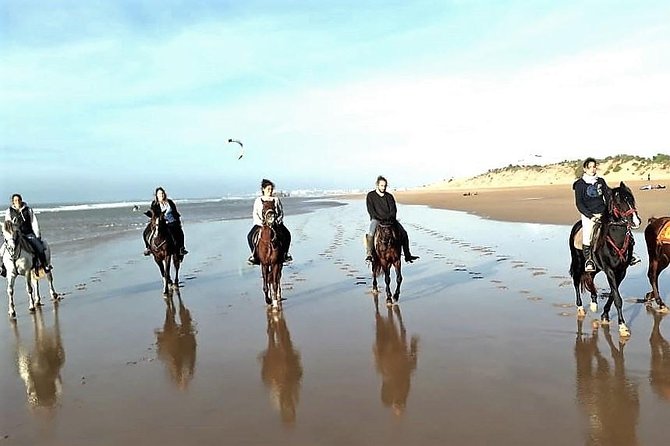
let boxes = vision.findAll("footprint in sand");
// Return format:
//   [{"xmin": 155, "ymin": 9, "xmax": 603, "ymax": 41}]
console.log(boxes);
[
  {"xmin": 495, "ymin": 285, "xmax": 509, "ymax": 290},
  {"xmin": 558, "ymin": 280, "xmax": 573, "ymax": 287},
  {"xmin": 527, "ymin": 296, "xmax": 543, "ymax": 302},
  {"xmin": 552, "ymin": 303, "xmax": 573, "ymax": 309},
  {"xmin": 557, "ymin": 312, "xmax": 573, "ymax": 317},
  {"xmin": 519, "ymin": 290, "xmax": 531, "ymax": 295},
  {"xmin": 75, "ymin": 283, "xmax": 87, "ymax": 291},
  {"xmin": 90, "ymin": 277, "xmax": 101, "ymax": 283}
]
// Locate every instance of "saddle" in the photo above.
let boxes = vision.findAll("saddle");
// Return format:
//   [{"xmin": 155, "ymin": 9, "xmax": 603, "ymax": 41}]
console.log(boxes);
[
  {"xmin": 572, "ymin": 221, "xmax": 602, "ymax": 250},
  {"xmin": 658, "ymin": 221, "xmax": 670, "ymax": 244}
]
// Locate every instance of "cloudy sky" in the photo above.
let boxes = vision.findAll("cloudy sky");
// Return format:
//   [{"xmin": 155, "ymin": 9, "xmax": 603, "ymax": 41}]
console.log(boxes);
[{"xmin": 2, "ymin": 0, "xmax": 669, "ymax": 202}]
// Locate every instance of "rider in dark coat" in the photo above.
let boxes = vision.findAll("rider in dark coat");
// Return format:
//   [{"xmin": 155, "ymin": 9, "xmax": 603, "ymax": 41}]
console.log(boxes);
[
  {"xmin": 2, "ymin": 193, "xmax": 51, "ymax": 275},
  {"xmin": 365, "ymin": 175, "xmax": 419, "ymax": 263},
  {"xmin": 143, "ymin": 187, "xmax": 188, "ymax": 257}
]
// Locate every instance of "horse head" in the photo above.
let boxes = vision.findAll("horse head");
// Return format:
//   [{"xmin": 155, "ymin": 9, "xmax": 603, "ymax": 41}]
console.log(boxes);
[
  {"xmin": 609, "ymin": 182, "xmax": 641, "ymax": 229},
  {"xmin": 376, "ymin": 222, "xmax": 399, "ymax": 248},
  {"xmin": 2, "ymin": 220, "xmax": 21, "ymax": 258},
  {"xmin": 262, "ymin": 200, "xmax": 277, "ymax": 227}
]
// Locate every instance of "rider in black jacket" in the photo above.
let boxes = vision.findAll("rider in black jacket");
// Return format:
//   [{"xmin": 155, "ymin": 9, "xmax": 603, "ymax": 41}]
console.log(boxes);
[{"xmin": 365, "ymin": 176, "xmax": 419, "ymax": 263}]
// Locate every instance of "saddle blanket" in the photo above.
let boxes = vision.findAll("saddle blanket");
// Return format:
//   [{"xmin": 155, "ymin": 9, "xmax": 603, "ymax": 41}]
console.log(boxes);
[{"xmin": 658, "ymin": 221, "xmax": 670, "ymax": 244}]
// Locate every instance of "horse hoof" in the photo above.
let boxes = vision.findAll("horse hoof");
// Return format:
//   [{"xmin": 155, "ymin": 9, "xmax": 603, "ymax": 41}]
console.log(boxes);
[
  {"xmin": 657, "ymin": 306, "xmax": 669, "ymax": 314},
  {"xmin": 619, "ymin": 324, "xmax": 631, "ymax": 337},
  {"xmin": 589, "ymin": 303, "xmax": 598, "ymax": 313},
  {"xmin": 28, "ymin": 307, "xmax": 36, "ymax": 313},
  {"xmin": 51, "ymin": 293, "xmax": 59, "ymax": 300},
  {"xmin": 577, "ymin": 307, "xmax": 586, "ymax": 317},
  {"xmin": 8, "ymin": 310, "xmax": 16, "ymax": 319},
  {"xmin": 600, "ymin": 318, "xmax": 610, "ymax": 326},
  {"xmin": 591, "ymin": 320, "xmax": 600, "ymax": 329}
]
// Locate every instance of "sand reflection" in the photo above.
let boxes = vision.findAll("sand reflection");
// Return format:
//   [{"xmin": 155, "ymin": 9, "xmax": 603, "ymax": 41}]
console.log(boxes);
[
  {"xmin": 649, "ymin": 309, "xmax": 670, "ymax": 401},
  {"xmin": 373, "ymin": 303, "xmax": 419, "ymax": 416},
  {"xmin": 258, "ymin": 311, "xmax": 303, "ymax": 425},
  {"xmin": 574, "ymin": 318, "xmax": 639, "ymax": 446},
  {"xmin": 11, "ymin": 304, "xmax": 65, "ymax": 415},
  {"xmin": 154, "ymin": 290, "xmax": 197, "ymax": 390}
]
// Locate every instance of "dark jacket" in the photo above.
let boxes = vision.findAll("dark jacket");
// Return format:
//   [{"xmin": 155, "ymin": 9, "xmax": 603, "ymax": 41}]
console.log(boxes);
[
  {"xmin": 7, "ymin": 205, "xmax": 35, "ymax": 236},
  {"xmin": 573, "ymin": 177, "xmax": 609, "ymax": 218},
  {"xmin": 150, "ymin": 199, "xmax": 181, "ymax": 224},
  {"xmin": 367, "ymin": 190, "xmax": 397, "ymax": 223}
]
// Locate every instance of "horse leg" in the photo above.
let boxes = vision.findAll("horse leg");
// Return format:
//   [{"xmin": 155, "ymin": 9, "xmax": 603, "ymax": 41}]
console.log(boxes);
[
  {"xmin": 26, "ymin": 270, "xmax": 36, "ymax": 313},
  {"xmin": 646, "ymin": 256, "xmax": 669, "ymax": 312},
  {"xmin": 262, "ymin": 265, "xmax": 272, "ymax": 306},
  {"xmin": 154, "ymin": 257, "xmax": 168, "ymax": 295},
  {"xmin": 173, "ymin": 257, "xmax": 181, "ymax": 290},
  {"xmin": 34, "ymin": 274, "xmax": 43, "ymax": 307},
  {"xmin": 585, "ymin": 275, "xmax": 599, "ymax": 314},
  {"xmin": 45, "ymin": 271, "xmax": 59, "ymax": 300},
  {"xmin": 7, "ymin": 271, "xmax": 16, "ymax": 318},
  {"xmin": 384, "ymin": 267, "xmax": 393, "ymax": 305},
  {"xmin": 573, "ymin": 273, "xmax": 584, "ymax": 316},
  {"xmin": 270, "ymin": 265, "xmax": 280, "ymax": 311},
  {"xmin": 372, "ymin": 263, "xmax": 379, "ymax": 294},
  {"xmin": 392, "ymin": 261, "xmax": 402, "ymax": 303},
  {"xmin": 601, "ymin": 270, "xmax": 629, "ymax": 337}
]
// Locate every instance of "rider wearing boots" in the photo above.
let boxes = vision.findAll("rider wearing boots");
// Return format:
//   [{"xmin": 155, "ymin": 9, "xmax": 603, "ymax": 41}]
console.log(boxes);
[
  {"xmin": 3, "ymin": 193, "xmax": 51, "ymax": 275},
  {"xmin": 573, "ymin": 158, "xmax": 640, "ymax": 272},
  {"xmin": 143, "ymin": 187, "xmax": 188, "ymax": 257},
  {"xmin": 365, "ymin": 175, "xmax": 419, "ymax": 264},
  {"xmin": 246, "ymin": 179, "xmax": 293, "ymax": 265}
]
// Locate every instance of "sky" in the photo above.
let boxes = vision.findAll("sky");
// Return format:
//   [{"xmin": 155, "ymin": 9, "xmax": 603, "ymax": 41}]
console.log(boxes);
[{"xmin": 1, "ymin": 0, "xmax": 670, "ymax": 203}]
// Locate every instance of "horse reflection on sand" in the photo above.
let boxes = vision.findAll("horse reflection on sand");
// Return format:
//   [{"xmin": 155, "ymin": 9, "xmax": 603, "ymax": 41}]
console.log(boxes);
[
  {"xmin": 154, "ymin": 290, "xmax": 197, "ymax": 390},
  {"xmin": 259, "ymin": 311, "xmax": 303, "ymax": 425},
  {"xmin": 373, "ymin": 300, "xmax": 419, "ymax": 416},
  {"xmin": 649, "ymin": 309, "xmax": 670, "ymax": 401},
  {"xmin": 11, "ymin": 304, "xmax": 65, "ymax": 416},
  {"xmin": 574, "ymin": 318, "xmax": 639, "ymax": 446}
]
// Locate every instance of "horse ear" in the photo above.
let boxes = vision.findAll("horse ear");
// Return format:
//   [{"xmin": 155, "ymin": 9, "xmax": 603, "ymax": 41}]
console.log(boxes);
[{"xmin": 620, "ymin": 181, "xmax": 625, "ymax": 188}]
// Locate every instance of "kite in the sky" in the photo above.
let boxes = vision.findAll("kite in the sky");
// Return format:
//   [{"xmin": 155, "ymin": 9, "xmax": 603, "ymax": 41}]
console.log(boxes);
[{"xmin": 228, "ymin": 138, "xmax": 244, "ymax": 160}]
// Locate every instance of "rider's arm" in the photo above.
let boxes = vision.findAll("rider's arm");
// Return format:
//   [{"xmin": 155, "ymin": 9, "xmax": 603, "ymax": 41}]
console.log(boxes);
[
  {"xmin": 275, "ymin": 197, "xmax": 284, "ymax": 224},
  {"xmin": 168, "ymin": 199, "xmax": 181, "ymax": 220},
  {"xmin": 252, "ymin": 197, "xmax": 264, "ymax": 226},
  {"xmin": 30, "ymin": 208, "xmax": 41, "ymax": 238},
  {"xmin": 388, "ymin": 193, "xmax": 398, "ymax": 220},
  {"xmin": 573, "ymin": 181, "xmax": 592, "ymax": 218},
  {"xmin": 366, "ymin": 192, "xmax": 378, "ymax": 220}
]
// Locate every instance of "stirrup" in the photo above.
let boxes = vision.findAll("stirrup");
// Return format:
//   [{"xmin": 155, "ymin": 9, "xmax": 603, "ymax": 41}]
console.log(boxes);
[
  {"xmin": 365, "ymin": 255, "xmax": 373, "ymax": 262},
  {"xmin": 629, "ymin": 254, "xmax": 641, "ymax": 266},
  {"xmin": 284, "ymin": 253, "xmax": 293, "ymax": 263},
  {"xmin": 143, "ymin": 249, "xmax": 151, "ymax": 256},
  {"xmin": 180, "ymin": 248, "xmax": 189, "ymax": 255},
  {"xmin": 247, "ymin": 255, "xmax": 259, "ymax": 265},
  {"xmin": 585, "ymin": 260, "xmax": 596, "ymax": 272},
  {"xmin": 405, "ymin": 255, "xmax": 419, "ymax": 263}
]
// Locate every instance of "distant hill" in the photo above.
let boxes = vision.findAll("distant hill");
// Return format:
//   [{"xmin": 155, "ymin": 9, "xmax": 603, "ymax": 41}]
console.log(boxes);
[{"xmin": 421, "ymin": 154, "xmax": 670, "ymax": 190}]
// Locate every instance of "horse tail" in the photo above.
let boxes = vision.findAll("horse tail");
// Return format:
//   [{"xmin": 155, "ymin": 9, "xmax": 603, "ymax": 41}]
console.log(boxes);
[{"xmin": 568, "ymin": 221, "xmax": 582, "ymax": 279}]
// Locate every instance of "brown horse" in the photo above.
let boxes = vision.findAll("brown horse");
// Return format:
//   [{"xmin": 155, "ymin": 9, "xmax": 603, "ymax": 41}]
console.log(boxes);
[
  {"xmin": 643, "ymin": 217, "xmax": 670, "ymax": 313},
  {"xmin": 256, "ymin": 200, "xmax": 286, "ymax": 310},
  {"xmin": 371, "ymin": 222, "xmax": 403, "ymax": 306},
  {"xmin": 145, "ymin": 210, "xmax": 182, "ymax": 296}
]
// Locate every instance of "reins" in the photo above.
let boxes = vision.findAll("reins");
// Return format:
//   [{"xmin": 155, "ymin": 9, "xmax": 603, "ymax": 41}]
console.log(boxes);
[{"xmin": 603, "ymin": 196, "xmax": 637, "ymax": 262}]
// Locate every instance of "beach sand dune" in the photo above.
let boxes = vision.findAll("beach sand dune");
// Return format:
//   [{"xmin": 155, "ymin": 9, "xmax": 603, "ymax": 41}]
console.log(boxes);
[{"xmin": 1, "ymin": 200, "xmax": 669, "ymax": 445}]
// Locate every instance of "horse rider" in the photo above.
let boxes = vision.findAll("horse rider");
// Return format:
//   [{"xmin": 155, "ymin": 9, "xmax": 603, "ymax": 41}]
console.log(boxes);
[
  {"xmin": 2, "ymin": 193, "xmax": 51, "ymax": 276},
  {"xmin": 573, "ymin": 157, "xmax": 640, "ymax": 272},
  {"xmin": 246, "ymin": 178, "xmax": 293, "ymax": 265},
  {"xmin": 143, "ymin": 187, "xmax": 188, "ymax": 257},
  {"xmin": 365, "ymin": 175, "xmax": 419, "ymax": 264}
]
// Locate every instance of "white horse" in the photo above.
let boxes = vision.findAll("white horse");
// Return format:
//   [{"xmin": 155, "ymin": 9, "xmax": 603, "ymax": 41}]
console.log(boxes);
[{"xmin": 2, "ymin": 220, "xmax": 59, "ymax": 318}]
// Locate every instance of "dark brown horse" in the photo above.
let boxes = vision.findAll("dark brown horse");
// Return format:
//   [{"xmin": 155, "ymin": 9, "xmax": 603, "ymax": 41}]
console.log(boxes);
[
  {"xmin": 643, "ymin": 217, "xmax": 670, "ymax": 313},
  {"xmin": 145, "ymin": 209, "xmax": 182, "ymax": 296},
  {"xmin": 371, "ymin": 222, "xmax": 403, "ymax": 306},
  {"xmin": 256, "ymin": 200, "xmax": 286, "ymax": 310},
  {"xmin": 568, "ymin": 182, "xmax": 641, "ymax": 337}
]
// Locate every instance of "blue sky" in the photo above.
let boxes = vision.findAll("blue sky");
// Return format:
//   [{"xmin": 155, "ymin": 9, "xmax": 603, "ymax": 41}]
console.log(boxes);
[{"xmin": 2, "ymin": 1, "xmax": 669, "ymax": 202}]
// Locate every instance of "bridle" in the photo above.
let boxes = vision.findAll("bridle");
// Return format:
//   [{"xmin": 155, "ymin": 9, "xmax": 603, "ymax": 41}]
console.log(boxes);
[{"xmin": 605, "ymin": 192, "xmax": 638, "ymax": 262}]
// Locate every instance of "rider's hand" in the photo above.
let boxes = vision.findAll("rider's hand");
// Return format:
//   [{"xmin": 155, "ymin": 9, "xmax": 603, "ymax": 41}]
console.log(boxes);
[{"xmin": 591, "ymin": 213, "xmax": 602, "ymax": 222}]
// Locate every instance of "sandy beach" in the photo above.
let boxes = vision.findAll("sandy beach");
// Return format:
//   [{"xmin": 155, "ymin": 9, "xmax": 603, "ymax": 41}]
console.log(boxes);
[{"xmin": 2, "ymin": 196, "xmax": 670, "ymax": 445}]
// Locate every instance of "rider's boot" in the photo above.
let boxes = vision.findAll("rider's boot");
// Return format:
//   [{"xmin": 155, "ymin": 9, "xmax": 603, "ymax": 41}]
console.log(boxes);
[
  {"xmin": 284, "ymin": 252, "xmax": 293, "ymax": 263},
  {"xmin": 629, "ymin": 251, "xmax": 641, "ymax": 266},
  {"xmin": 247, "ymin": 252, "xmax": 260, "ymax": 265},
  {"xmin": 402, "ymin": 240, "xmax": 419, "ymax": 263},
  {"xmin": 365, "ymin": 234, "xmax": 373, "ymax": 262},
  {"xmin": 0, "ymin": 264, "xmax": 6, "ymax": 277},
  {"xmin": 143, "ymin": 248, "xmax": 151, "ymax": 256},
  {"xmin": 583, "ymin": 245, "xmax": 596, "ymax": 272},
  {"xmin": 179, "ymin": 247, "xmax": 189, "ymax": 256}
]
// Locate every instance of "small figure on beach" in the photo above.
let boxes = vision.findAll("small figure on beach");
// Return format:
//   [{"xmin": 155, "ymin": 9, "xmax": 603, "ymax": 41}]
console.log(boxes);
[
  {"xmin": 365, "ymin": 175, "xmax": 419, "ymax": 263},
  {"xmin": 143, "ymin": 187, "xmax": 188, "ymax": 257},
  {"xmin": 573, "ymin": 158, "xmax": 639, "ymax": 272},
  {"xmin": 246, "ymin": 179, "xmax": 292, "ymax": 265},
  {"xmin": 2, "ymin": 193, "xmax": 51, "ymax": 276}
]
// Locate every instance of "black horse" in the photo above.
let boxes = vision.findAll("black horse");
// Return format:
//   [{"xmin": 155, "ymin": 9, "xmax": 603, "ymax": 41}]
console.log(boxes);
[
  {"xmin": 145, "ymin": 209, "xmax": 182, "ymax": 296},
  {"xmin": 568, "ymin": 182, "xmax": 641, "ymax": 337},
  {"xmin": 371, "ymin": 222, "xmax": 403, "ymax": 306}
]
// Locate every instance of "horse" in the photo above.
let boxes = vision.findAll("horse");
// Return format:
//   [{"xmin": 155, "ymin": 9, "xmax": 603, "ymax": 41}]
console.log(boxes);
[
  {"xmin": 642, "ymin": 216, "xmax": 670, "ymax": 313},
  {"xmin": 2, "ymin": 221, "xmax": 59, "ymax": 318},
  {"xmin": 255, "ymin": 200, "xmax": 286, "ymax": 311},
  {"xmin": 145, "ymin": 209, "xmax": 182, "ymax": 296},
  {"xmin": 371, "ymin": 221, "xmax": 403, "ymax": 306},
  {"xmin": 568, "ymin": 182, "xmax": 641, "ymax": 337}
]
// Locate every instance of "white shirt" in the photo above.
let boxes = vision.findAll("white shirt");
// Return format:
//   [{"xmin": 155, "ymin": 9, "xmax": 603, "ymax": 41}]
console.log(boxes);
[{"xmin": 252, "ymin": 196, "xmax": 283, "ymax": 226}]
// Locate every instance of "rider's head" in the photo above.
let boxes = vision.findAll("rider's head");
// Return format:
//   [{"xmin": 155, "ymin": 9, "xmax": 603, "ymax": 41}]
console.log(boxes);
[
  {"xmin": 582, "ymin": 157, "xmax": 598, "ymax": 173},
  {"xmin": 154, "ymin": 187, "xmax": 167, "ymax": 202},
  {"xmin": 261, "ymin": 179, "xmax": 275, "ymax": 196},
  {"xmin": 376, "ymin": 175, "xmax": 388, "ymax": 193},
  {"xmin": 10, "ymin": 194, "xmax": 23, "ymax": 209}
]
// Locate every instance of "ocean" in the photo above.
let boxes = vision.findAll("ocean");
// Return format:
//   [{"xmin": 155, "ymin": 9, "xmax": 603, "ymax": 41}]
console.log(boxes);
[{"xmin": 24, "ymin": 196, "xmax": 347, "ymax": 255}]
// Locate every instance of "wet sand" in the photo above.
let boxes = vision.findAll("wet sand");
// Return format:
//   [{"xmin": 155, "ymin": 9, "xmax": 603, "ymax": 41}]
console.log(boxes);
[{"xmin": 1, "ymin": 200, "xmax": 670, "ymax": 445}]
